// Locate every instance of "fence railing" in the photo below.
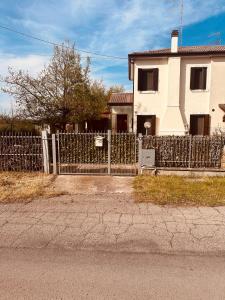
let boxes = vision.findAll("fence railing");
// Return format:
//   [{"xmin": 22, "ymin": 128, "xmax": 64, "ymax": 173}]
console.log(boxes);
[
  {"xmin": 142, "ymin": 135, "xmax": 225, "ymax": 168},
  {"xmin": 0, "ymin": 132, "xmax": 43, "ymax": 172},
  {"xmin": 0, "ymin": 131, "xmax": 225, "ymax": 173}
]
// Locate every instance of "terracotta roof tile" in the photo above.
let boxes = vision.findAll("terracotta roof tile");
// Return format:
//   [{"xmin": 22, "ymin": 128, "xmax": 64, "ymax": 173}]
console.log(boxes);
[
  {"xmin": 108, "ymin": 93, "xmax": 133, "ymax": 105},
  {"xmin": 130, "ymin": 45, "xmax": 225, "ymax": 57}
]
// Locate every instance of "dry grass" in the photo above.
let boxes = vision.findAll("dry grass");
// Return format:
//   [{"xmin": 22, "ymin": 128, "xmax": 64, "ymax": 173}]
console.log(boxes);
[
  {"xmin": 0, "ymin": 172, "xmax": 64, "ymax": 204},
  {"xmin": 133, "ymin": 175, "xmax": 225, "ymax": 206}
]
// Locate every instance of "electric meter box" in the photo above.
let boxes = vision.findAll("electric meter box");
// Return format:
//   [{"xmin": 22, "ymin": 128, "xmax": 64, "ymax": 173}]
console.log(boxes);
[{"xmin": 141, "ymin": 149, "xmax": 155, "ymax": 167}]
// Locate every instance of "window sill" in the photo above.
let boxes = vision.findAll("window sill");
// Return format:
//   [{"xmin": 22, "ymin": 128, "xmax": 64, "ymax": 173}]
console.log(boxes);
[
  {"xmin": 190, "ymin": 89, "xmax": 209, "ymax": 93},
  {"xmin": 139, "ymin": 91, "xmax": 158, "ymax": 94}
]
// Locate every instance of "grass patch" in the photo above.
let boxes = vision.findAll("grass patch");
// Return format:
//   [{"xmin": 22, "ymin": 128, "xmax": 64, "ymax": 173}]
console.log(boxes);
[
  {"xmin": 0, "ymin": 172, "xmax": 64, "ymax": 204},
  {"xmin": 133, "ymin": 175, "xmax": 225, "ymax": 206}
]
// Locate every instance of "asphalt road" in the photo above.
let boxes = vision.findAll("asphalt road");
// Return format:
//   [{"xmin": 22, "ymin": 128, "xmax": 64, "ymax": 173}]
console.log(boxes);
[{"xmin": 1, "ymin": 248, "xmax": 225, "ymax": 300}]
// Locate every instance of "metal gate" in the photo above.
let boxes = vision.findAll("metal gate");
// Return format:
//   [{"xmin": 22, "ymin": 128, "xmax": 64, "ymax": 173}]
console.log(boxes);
[{"xmin": 56, "ymin": 131, "xmax": 138, "ymax": 176}]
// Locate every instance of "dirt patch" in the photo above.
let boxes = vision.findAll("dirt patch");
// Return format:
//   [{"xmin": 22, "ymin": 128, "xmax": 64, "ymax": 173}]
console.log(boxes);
[{"xmin": 53, "ymin": 175, "xmax": 134, "ymax": 195}]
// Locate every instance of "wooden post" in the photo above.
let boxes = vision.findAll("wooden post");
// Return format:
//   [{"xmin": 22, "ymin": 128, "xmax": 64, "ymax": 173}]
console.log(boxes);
[
  {"xmin": 42, "ymin": 130, "xmax": 50, "ymax": 174},
  {"xmin": 52, "ymin": 134, "xmax": 57, "ymax": 175},
  {"xmin": 138, "ymin": 133, "xmax": 143, "ymax": 175},
  {"xmin": 108, "ymin": 129, "xmax": 111, "ymax": 175}
]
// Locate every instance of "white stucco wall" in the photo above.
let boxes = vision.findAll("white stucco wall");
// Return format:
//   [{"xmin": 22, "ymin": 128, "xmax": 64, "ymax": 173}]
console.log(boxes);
[
  {"xmin": 133, "ymin": 58, "xmax": 168, "ymax": 135},
  {"xmin": 180, "ymin": 57, "xmax": 211, "ymax": 132},
  {"xmin": 209, "ymin": 57, "xmax": 225, "ymax": 133},
  {"xmin": 132, "ymin": 55, "xmax": 225, "ymax": 135}
]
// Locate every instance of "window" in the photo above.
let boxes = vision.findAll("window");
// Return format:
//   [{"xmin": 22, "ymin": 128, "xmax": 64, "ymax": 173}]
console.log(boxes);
[
  {"xmin": 190, "ymin": 67, "xmax": 207, "ymax": 90},
  {"xmin": 138, "ymin": 68, "xmax": 158, "ymax": 91},
  {"xmin": 189, "ymin": 114, "xmax": 210, "ymax": 135}
]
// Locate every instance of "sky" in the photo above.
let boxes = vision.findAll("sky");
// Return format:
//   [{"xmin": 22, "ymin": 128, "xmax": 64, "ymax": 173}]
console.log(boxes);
[{"xmin": 0, "ymin": 0, "xmax": 225, "ymax": 111}]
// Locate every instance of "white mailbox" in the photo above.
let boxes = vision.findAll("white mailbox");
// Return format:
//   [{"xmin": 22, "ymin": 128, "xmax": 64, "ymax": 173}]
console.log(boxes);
[{"xmin": 94, "ymin": 135, "xmax": 104, "ymax": 147}]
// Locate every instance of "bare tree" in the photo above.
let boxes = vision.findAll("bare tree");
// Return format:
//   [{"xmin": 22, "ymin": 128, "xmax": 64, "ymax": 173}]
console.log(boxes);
[
  {"xmin": 108, "ymin": 84, "xmax": 125, "ymax": 95},
  {"xmin": 1, "ymin": 42, "xmax": 108, "ymax": 130}
]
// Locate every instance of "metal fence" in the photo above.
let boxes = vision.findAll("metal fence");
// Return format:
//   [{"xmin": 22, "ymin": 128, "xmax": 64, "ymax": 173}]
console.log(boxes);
[
  {"xmin": 0, "ymin": 132, "xmax": 43, "ymax": 172},
  {"xmin": 56, "ymin": 131, "xmax": 138, "ymax": 175},
  {"xmin": 0, "ymin": 131, "xmax": 224, "ymax": 174},
  {"xmin": 110, "ymin": 133, "xmax": 137, "ymax": 175},
  {"xmin": 142, "ymin": 135, "xmax": 225, "ymax": 168}
]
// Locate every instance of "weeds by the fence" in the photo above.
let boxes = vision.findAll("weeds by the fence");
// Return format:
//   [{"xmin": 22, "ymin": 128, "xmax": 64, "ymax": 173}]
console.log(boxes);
[
  {"xmin": 0, "ymin": 172, "xmax": 64, "ymax": 203},
  {"xmin": 134, "ymin": 175, "xmax": 225, "ymax": 206}
]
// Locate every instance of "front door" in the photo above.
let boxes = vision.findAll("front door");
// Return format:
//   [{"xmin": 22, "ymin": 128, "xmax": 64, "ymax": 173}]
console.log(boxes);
[
  {"xmin": 117, "ymin": 114, "xmax": 128, "ymax": 132},
  {"xmin": 190, "ymin": 114, "xmax": 210, "ymax": 135}
]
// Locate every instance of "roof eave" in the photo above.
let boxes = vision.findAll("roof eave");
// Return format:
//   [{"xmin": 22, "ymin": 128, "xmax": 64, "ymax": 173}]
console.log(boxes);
[{"xmin": 128, "ymin": 51, "xmax": 225, "ymax": 58}]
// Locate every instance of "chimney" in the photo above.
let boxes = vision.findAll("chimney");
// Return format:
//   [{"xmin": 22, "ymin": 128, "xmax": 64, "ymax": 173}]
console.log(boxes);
[{"xmin": 171, "ymin": 30, "xmax": 179, "ymax": 53}]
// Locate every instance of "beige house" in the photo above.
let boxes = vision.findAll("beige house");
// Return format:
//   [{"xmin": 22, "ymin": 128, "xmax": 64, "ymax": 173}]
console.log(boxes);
[
  {"xmin": 128, "ymin": 30, "xmax": 225, "ymax": 135},
  {"xmin": 108, "ymin": 93, "xmax": 133, "ymax": 132}
]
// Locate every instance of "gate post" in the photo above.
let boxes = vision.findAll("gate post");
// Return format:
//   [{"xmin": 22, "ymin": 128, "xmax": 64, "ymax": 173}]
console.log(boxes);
[
  {"xmin": 138, "ymin": 133, "xmax": 143, "ymax": 175},
  {"xmin": 41, "ymin": 130, "xmax": 50, "ymax": 174},
  {"xmin": 108, "ymin": 129, "xmax": 111, "ymax": 175},
  {"xmin": 52, "ymin": 134, "xmax": 57, "ymax": 175}
]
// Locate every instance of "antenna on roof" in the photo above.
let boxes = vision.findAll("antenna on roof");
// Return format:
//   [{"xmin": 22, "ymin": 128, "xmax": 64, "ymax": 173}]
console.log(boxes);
[
  {"xmin": 208, "ymin": 32, "xmax": 221, "ymax": 45},
  {"xmin": 179, "ymin": 0, "xmax": 184, "ymax": 46}
]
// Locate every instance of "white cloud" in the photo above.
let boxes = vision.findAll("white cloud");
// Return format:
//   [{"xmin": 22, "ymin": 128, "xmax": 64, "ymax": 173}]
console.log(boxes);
[
  {"xmin": 88, "ymin": 0, "xmax": 225, "ymax": 55},
  {"xmin": 0, "ymin": 93, "xmax": 13, "ymax": 112},
  {"xmin": 0, "ymin": 54, "xmax": 49, "ymax": 111},
  {"xmin": 0, "ymin": 54, "xmax": 49, "ymax": 76}
]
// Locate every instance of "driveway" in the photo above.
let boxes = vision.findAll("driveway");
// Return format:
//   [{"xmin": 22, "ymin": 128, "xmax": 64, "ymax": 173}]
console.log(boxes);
[
  {"xmin": 54, "ymin": 175, "xmax": 133, "ymax": 194},
  {"xmin": 1, "ymin": 175, "xmax": 225, "ymax": 254}
]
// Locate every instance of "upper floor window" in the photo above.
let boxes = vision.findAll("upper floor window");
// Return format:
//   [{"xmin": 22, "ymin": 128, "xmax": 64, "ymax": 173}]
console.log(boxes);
[
  {"xmin": 138, "ymin": 68, "xmax": 158, "ymax": 91},
  {"xmin": 190, "ymin": 67, "xmax": 207, "ymax": 90}
]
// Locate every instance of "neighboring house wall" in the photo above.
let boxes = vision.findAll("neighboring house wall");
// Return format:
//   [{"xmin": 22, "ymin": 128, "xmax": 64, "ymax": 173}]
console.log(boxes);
[
  {"xmin": 111, "ymin": 106, "xmax": 133, "ymax": 133},
  {"xmin": 132, "ymin": 55, "xmax": 225, "ymax": 135}
]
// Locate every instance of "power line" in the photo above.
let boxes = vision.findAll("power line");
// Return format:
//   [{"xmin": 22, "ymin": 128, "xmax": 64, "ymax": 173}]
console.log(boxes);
[
  {"xmin": 0, "ymin": 24, "xmax": 127, "ymax": 60},
  {"xmin": 0, "ymin": 53, "xmax": 124, "ymax": 62}
]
